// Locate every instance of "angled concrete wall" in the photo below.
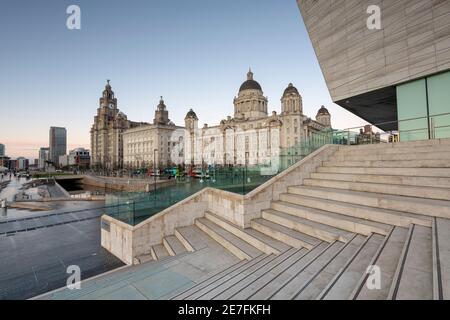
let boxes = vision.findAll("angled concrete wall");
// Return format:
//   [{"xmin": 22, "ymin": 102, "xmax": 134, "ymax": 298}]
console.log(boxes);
[{"xmin": 297, "ymin": 0, "xmax": 450, "ymax": 102}]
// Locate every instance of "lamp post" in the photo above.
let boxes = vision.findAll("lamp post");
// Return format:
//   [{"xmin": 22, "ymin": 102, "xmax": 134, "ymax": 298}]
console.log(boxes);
[
  {"xmin": 244, "ymin": 151, "xmax": 249, "ymax": 194},
  {"xmin": 153, "ymin": 149, "xmax": 158, "ymax": 200}
]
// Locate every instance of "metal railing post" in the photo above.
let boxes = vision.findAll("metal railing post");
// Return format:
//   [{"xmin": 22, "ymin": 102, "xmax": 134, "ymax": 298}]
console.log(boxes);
[{"xmin": 430, "ymin": 117, "xmax": 435, "ymax": 139}]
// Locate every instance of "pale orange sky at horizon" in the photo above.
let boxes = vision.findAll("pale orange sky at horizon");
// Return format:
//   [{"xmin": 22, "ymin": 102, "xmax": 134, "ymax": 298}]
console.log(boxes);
[{"xmin": 1, "ymin": 141, "xmax": 90, "ymax": 160}]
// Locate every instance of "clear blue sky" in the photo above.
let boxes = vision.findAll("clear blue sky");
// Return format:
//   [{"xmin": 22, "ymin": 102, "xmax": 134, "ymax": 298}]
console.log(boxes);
[{"xmin": 0, "ymin": 0, "xmax": 367, "ymax": 159}]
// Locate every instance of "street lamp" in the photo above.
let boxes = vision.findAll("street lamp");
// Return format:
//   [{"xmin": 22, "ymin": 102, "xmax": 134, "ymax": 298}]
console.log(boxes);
[
  {"xmin": 153, "ymin": 149, "xmax": 158, "ymax": 200},
  {"xmin": 244, "ymin": 151, "xmax": 249, "ymax": 194}
]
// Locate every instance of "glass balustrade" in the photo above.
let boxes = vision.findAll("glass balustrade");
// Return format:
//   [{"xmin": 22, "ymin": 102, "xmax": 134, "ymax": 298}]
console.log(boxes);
[
  {"xmin": 104, "ymin": 128, "xmax": 335, "ymax": 225},
  {"xmin": 104, "ymin": 112, "xmax": 450, "ymax": 226}
]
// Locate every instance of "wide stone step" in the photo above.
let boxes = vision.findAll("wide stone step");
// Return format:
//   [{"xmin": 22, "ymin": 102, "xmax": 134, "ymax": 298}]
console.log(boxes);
[
  {"xmin": 318, "ymin": 233, "xmax": 385, "ymax": 300},
  {"xmin": 270, "ymin": 241, "xmax": 346, "ymax": 300},
  {"xmin": 338, "ymin": 142, "xmax": 450, "ymax": 155},
  {"xmin": 201, "ymin": 248, "xmax": 304, "ymax": 300},
  {"xmin": 288, "ymin": 186, "xmax": 450, "ymax": 219},
  {"xmin": 204, "ymin": 212, "xmax": 288, "ymax": 255},
  {"xmin": 323, "ymin": 159, "xmax": 450, "ymax": 168},
  {"xmin": 213, "ymin": 248, "xmax": 300, "ymax": 300},
  {"xmin": 434, "ymin": 218, "xmax": 450, "ymax": 300},
  {"xmin": 175, "ymin": 254, "xmax": 271, "ymax": 300},
  {"xmin": 249, "ymin": 242, "xmax": 331, "ymax": 300},
  {"xmin": 293, "ymin": 235, "xmax": 367, "ymax": 300},
  {"xmin": 303, "ymin": 178, "xmax": 450, "ymax": 201},
  {"xmin": 57, "ymin": 252, "xmax": 192, "ymax": 301},
  {"xmin": 163, "ymin": 235, "xmax": 188, "ymax": 256},
  {"xmin": 332, "ymin": 151, "xmax": 450, "ymax": 161},
  {"xmin": 271, "ymin": 201, "xmax": 391, "ymax": 236},
  {"xmin": 195, "ymin": 218, "xmax": 262, "ymax": 260},
  {"xmin": 150, "ymin": 244, "xmax": 170, "ymax": 261},
  {"xmin": 338, "ymin": 139, "xmax": 450, "ymax": 152},
  {"xmin": 174, "ymin": 226, "xmax": 203, "ymax": 251},
  {"xmin": 133, "ymin": 254, "xmax": 153, "ymax": 265},
  {"xmin": 197, "ymin": 254, "xmax": 279, "ymax": 300},
  {"xmin": 175, "ymin": 224, "xmax": 245, "ymax": 254},
  {"xmin": 280, "ymin": 193, "xmax": 431, "ymax": 228},
  {"xmin": 229, "ymin": 248, "xmax": 310, "ymax": 300},
  {"xmin": 251, "ymin": 218, "xmax": 321, "ymax": 249},
  {"xmin": 351, "ymin": 227, "xmax": 409, "ymax": 300},
  {"xmin": 262, "ymin": 209, "xmax": 355, "ymax": 243},
  {"xmin": 171, "ymin": 259, "xmax": 249, "ymax": 300},
  {"xmin": 185, "ymin": 254, "xmax": 270, "ymax": 300},
  {"xmin": 310, "ymin": 172, "xmax": 450, "ymax": 189},
  {"xmin": 317, "ymin": 166, "xmax": 450, "ymax": 178},
  {"xmin": 388, "ymin": 225, "xmax": 433, "ymax": 300}
]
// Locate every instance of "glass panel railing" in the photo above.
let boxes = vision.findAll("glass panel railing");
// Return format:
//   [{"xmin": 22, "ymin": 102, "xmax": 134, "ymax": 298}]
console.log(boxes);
[
  {"xmin": 104, "ymin": 128, "xmax": 336, "ymax": 226},
  {"xmin": 104, "ymin": 112, "xmax": 450, "ymax": 226},
  {"xmin": 431, "ymin": 113, "xmax": 450, "ymax": 139}
]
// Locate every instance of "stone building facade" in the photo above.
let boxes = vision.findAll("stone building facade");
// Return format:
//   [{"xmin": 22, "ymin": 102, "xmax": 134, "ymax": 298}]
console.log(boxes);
[
  {"xmin": 90, "ymin": 81, "xmax": 144, "ymax": 170},
  {"xmin": 185, "ymin": 70, "xmax": 332, "ymax": 168},
  {"xmin": 122, "ymin": 98, "xmax": 185, "ymax": 168},
  {"xmin": 91, "ymin": 73, "xmax": 332, "ymax": 170}
]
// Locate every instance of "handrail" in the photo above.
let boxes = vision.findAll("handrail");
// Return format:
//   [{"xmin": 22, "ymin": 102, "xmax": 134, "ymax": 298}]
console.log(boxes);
[{"xmin": 339, "ymin": 112, "xmax": 450, "ymax": 132}]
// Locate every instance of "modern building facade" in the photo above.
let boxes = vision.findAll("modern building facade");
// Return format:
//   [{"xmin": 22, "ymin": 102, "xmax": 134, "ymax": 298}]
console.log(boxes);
[
  {"xmin": 49, "ymin": 127, "xmax": 67, "ymax": 166},
  {"xmin": 0, "ymin": 143, "xmax": 5, "ymax": 157},
  {"xmin": 38, "ymin": 147, "xmax": 50, "ymax": 169},
  {"xmin": 0, "ymin": 156, "xmax": 10, "ymax": 169},
  {"xmin": 15, "ymin": 157, "xmax": 29, "ymax": 171},
  {"xmin": 185, "ymin": 70, "xmax": 332, "ymax": 167},
  {"xmin": 297, "ymin": 0, "xmax": 450, "ymax": 140}
]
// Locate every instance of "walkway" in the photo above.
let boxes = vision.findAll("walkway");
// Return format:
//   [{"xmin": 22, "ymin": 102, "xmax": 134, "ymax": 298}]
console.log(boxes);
[
  {"xmin": 0, "ymin": 201, "xmax": 124, "ymax": 300},
  {"xmin": 35, "ymin": 230, "xmax": 239, "ymax": 300}
]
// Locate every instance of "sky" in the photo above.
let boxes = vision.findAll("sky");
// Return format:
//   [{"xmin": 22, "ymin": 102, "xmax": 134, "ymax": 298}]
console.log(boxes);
[{"xmin": 0, "ymin": 0, "xmax": 369, "ymax": 160}]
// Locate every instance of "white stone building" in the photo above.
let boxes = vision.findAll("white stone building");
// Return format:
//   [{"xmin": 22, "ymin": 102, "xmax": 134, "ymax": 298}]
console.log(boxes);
[
  {"xmin": 184, "ymin": 70, "xmax": 332, "ymax": 168},
  {"xmin": 91, "ymin": 72, "xmax": 331, "ymax": 170},
  {"xmin": 122, "ymin": 98, "xmax": 185, "ymax": 169}
]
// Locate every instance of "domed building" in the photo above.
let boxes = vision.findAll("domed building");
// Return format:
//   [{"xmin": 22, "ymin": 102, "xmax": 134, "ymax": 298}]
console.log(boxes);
[
  {"xmin": 316, "ymin": 106, "xmax": 331, "ymax": 127},
  {"xmin": 91, "ymin": 73, "xmax": 332, "ymax": 170},
  {"xmin": 233, "ymin": 69, "xmax": 268, "ymax": 120},
  {"xmin": 184, "ymin": 70, "xmax": 332, "ymax": 167}
]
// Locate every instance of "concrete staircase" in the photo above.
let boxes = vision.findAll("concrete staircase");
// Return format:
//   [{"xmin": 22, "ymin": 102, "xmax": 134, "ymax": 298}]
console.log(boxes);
[
  {"xmin": 136, "ymin": 230, "xmax": 195, "ymax": 263},
  {"xmin": 167, "ymin": 140, "xmax": 450, "ymax": 300}
]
